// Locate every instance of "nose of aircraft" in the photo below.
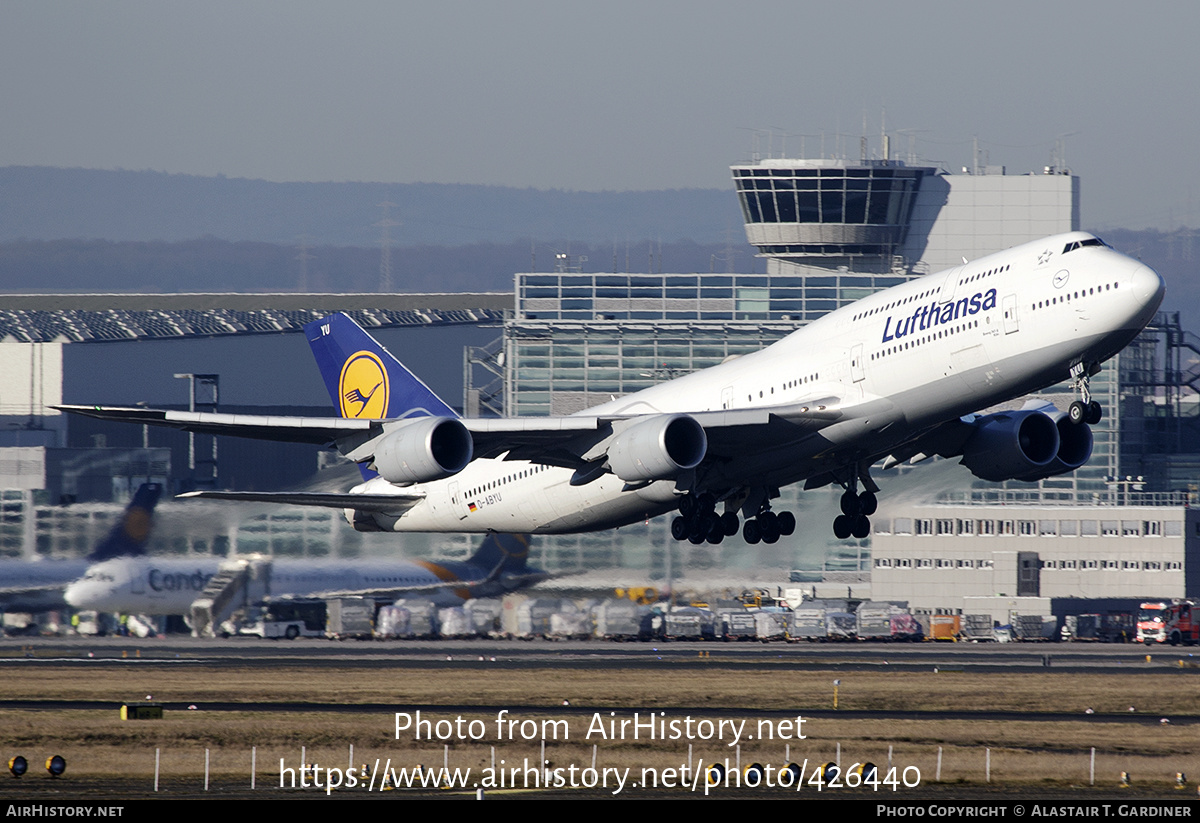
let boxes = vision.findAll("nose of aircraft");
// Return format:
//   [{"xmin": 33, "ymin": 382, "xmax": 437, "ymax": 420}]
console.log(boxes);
[
  {"xmin": 63, "ymin": 578, "xmax": 91, "ymax": 609},
  {"xmin": 1130, "ymin": 263, "xmax": 1165, "ymax": 310}
]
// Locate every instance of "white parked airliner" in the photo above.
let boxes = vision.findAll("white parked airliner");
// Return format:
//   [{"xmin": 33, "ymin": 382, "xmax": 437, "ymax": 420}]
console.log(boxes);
[
  {"xmin": 64, "ymin": 532, "xmax": 541, "ymax": 614},
  {"xmin": 59, "ymin": 231, "xmax": 1164, "ymax": 546}
]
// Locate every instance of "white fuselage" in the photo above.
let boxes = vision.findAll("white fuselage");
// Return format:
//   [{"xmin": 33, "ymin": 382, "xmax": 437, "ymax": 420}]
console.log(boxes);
[
  {"xmin": 63, "ymin": 556, "xmax": 477, "ymax": 614},
  {"xmin": 351, "ymin": 232, "xmax": 1163, "ymax": 535}
]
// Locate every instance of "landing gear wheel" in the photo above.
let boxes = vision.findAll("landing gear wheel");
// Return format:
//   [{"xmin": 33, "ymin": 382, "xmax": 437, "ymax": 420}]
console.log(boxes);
[
  {"xmin": 1086, "ymin": 401, "xmax": 1102, "ymax": 425},
  {"xmin": 851, "ymin": 515, "xmax": 871, "ymax": 539},
  {"xmin": 840, "ymin": 490, "xmax": 861, "ymax": 516},
  {"xmin": 833, "ymin": 514, "xmax": 853, "ymax": 540},
  {"xmin": 671, "ymin": 516, "xmax": 689, "ymax": 541},
  {"xmin": 678, "ymin": 495, "xmax": 696, "ymax": 518},
  {"xmin": 706, "ymin": 524, "xmax": 725, "ymax": 545},
  {"xmin": 743, "ymin": 519, "xmax": 762, "ymax": 545},
  {"xmin": 720, "ymin": 512, "xmax": 740, "ymax": 536},
  {"xmin": 777, "ymin": 511, "xmax": 796, "ymax": 536},
  {"xmin": 858, "ymin": 491, "xmax": 878, "ymax": 516},
  {"xmin": 1069, "ymin": 400, "xmax": 1086, "ymax": 425},
  {"xmin": 689, "ymin": 513, "xmax": 715, "ymax": 544},
  {"xmin": 760, "ymin": 515, "xmax": 781, "ymax": 544}
]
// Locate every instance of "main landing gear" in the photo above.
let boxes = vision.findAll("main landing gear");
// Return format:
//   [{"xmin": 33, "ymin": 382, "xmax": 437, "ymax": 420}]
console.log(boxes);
[
  {"xmin": 832, "ymin": 466, "xmax": 877, "ymax": 540},
  {"xmin": 741, "ymin": 508, "xmax": 796, "ymax": 545},
  {"xmin": 670, "ymin": 492, "xmax": 796, "ymax": 545},
  {"xmin": 1068, "ymin": 362, "xmax": 1103, "ymax": 426}
]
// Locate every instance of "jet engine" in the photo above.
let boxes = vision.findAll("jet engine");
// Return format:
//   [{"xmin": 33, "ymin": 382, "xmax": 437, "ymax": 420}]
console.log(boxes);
[
  {"xmin": 370, "ymin": 416, "xmax": 474, "ymax": 484},
  {"xmin": 958, "ymin": 409, "xmax": 1059, "ymax": 482},
  {"xmin": 606, "ymin": 414, "xmax": 707, "ymax": 483},
  {"xmin": 1015, "ymin": 410, "xmax": 1093, "ymax": 481}
]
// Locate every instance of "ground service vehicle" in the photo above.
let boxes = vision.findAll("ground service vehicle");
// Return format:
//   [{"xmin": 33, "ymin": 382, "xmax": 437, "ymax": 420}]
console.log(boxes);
[
  {"xmin": 1163, "ymin": 600, "xmax": 1200, "ymax": 646},
  {"xmin": 1136, "ymin": 601, "xmax": 1169, "ymax": 644}
]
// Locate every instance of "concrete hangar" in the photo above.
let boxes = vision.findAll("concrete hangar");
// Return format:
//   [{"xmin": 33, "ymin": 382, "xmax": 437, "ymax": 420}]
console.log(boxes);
[{"xmin": 1, "ymin": 148, "xmax": 1196, "ymax": 623}]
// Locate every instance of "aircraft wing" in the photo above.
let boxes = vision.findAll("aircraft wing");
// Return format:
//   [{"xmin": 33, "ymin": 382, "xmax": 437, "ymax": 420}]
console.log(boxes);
[
  {"xmin": 0, "ymin": 582, "xmax": 74, "ymax": 612},
  {"xmin": 56, "ymin": 404, "xmax": 787, "ymax": 461},
  {"xmin": 176, "ymin": 489, "xmax": 423, "ymax": 514},
  {"xmin": 55, "ymin": 397, "xmax": 865, "ymax": 472},
  {"xmin": 53, "ymin": 404, "xmax": 606, "ymax": 458},
  {"xmin": 53, "ymin": 405, "xmax": 371, "ymax": 446}
]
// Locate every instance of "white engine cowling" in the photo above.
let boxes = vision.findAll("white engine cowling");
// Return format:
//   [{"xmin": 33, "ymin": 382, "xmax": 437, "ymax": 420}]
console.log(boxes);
[
  {"xmin": 370, "ymin": 416, "xmax": 474, "ymax": 484},
  {"xmin": 959, "ymin": 409, "xmax": 1059, "ymax": 482},
  {"xmin": 606, "ymin": 414, "xmax": 707, "ymax": 483}
]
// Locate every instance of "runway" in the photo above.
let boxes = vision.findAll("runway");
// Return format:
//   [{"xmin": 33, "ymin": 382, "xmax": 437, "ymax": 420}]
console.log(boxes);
[
  {"xmin": 3, "ymin": 635, "xmax": 1199, "ymax": 800},
  {"xmin": 1, "ymin": 634, "xmax": 1194, "ymax": 673}
]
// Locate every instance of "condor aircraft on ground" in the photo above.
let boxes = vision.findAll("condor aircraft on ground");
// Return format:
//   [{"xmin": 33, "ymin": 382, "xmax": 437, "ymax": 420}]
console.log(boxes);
[
  {"xmin": 60, "ymin": 231, "xmax": 1164, "ymax": 546},
  {"xmin": 64, "ymin": 532, "xmax": 542, "ymax": 615},
  {"xmin": 0, "ymin": 483, "xmax": 163, "ymax": 613}
]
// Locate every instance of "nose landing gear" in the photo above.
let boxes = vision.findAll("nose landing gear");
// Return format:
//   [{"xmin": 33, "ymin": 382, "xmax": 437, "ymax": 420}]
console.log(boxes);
[{"xmin": 1068, "ymin": 362, "xmax": 1103, "ymax": 425}]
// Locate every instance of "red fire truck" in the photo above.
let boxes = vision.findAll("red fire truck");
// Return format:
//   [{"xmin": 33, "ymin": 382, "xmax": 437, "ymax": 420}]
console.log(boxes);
[{"xmin": 1163, "ymin": 600, "xmax": 1200, "ymax": 646}]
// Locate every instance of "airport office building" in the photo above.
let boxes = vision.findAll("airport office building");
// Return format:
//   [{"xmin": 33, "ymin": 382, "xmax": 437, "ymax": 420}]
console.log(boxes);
[{"xmin": 0, "ymin": 150, "xmax": 1195, "ymax": 617}]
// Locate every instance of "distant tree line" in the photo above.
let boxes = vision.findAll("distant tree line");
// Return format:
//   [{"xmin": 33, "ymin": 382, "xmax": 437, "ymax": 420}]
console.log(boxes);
[{"xmin": 0, "ymin": 237, "xmax": 751, "ymax": 294}]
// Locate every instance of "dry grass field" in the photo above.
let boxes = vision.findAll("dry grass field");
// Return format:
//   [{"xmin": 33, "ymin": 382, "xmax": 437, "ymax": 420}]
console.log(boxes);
[{"xmin": 3, "ymin": 661, "xmax": 1200, "ymax": 799}]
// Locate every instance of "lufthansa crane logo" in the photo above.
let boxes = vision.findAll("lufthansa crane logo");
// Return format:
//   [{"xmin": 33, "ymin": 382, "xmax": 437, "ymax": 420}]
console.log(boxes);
[{"xmin": 339, "ymin": 351, "xmax": 390, "ymax": 419}]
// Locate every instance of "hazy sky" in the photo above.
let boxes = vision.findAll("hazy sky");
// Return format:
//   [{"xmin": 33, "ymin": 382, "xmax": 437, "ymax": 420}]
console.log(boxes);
[{"xmin": 3, "ymin": 1, "xmax": 1197, "ymax": 231}]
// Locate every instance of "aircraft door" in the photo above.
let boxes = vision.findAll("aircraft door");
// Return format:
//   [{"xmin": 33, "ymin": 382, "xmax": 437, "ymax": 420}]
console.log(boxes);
[
  {"xmin": 1003, "ymin": 294, "xmax": 1019, "ymax": 334},
  {"xmin": 850, "ymin": 344, "xmax": 864, "ymax": 383},
  {"xmin": 937, "ymin": 265, "xmax": 965, "ymax": 306},
  {"xmin": 448, "ymin": 481, "xmax": 468, "ymax": 520}
]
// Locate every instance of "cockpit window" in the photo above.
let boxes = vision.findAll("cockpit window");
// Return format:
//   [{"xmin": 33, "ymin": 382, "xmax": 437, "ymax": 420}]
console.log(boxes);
[{"xmin": 1063, "ymin": 237, "xmax": 1108, "ymax": 254}]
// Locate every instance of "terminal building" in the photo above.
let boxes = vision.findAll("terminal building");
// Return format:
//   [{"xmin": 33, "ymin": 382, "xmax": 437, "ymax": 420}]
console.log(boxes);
[{"xmin": 0, "ymin": 144, "xmax": 1197, "ymax": 624}]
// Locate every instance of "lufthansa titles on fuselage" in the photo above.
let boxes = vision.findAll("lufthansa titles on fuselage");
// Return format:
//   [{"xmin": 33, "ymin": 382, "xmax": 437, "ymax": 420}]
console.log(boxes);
[{"xmin": 881, "ymin": 288, "xmax": 997, "ymax": 343}]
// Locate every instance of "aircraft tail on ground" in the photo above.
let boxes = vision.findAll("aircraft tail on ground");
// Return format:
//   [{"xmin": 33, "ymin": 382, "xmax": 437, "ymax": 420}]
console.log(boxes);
[
  {"xmin": 455, "ymin": 533, "xmax": 554, "ymax": 598},
  {"xmin": 468, "ymin": 533, "xmax": 531, "ymax": 577},
  {"xmin": 88, "ymin": 483, "xmax": 162, "ymax": 562}
]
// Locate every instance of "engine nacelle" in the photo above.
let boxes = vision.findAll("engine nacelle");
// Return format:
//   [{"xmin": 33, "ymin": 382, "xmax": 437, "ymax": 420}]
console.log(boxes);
[
  {"xmin": 1015, "ymin": 411, "xmax": 1093, "ymax": 481},
  {"xmin": 370, "ymin": 416, "xmax": 474, "ymax": 484},
  {"xmin": 959, "ymin": 409, "xmax": 1059, "ymax": 482},
  {"xmin": 606, "ymin": 414, "xmax": 707, "ymax": 483}
]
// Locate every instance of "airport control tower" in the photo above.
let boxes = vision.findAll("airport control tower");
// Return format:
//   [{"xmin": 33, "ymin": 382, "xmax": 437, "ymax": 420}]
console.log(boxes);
[
  {"xmin": 731, "ymin": 155, "xmax": 1080, "ymax": 315},
  {"xmin": 732, "ymin": 158, "xmax": 933, "ymax": 271}
]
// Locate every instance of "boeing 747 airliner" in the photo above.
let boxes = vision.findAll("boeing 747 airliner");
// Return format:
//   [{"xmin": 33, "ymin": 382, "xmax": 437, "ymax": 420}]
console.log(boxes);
[{"xmin": 60, "ymin": 231, "xmax": 1164, "ymax": 545}]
